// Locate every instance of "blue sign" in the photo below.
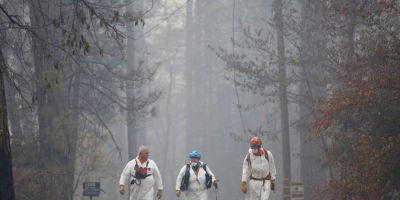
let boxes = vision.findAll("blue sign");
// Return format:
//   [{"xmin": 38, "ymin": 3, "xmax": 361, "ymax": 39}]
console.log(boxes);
[{"xmin": 83, "ymin": 182, "xmax": 101, "ymax": 197}]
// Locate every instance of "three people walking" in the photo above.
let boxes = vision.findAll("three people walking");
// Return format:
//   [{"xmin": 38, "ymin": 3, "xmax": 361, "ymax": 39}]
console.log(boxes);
[{"xmin": 119, "ymin": 137, "xmax": 276, "ymax": 200}]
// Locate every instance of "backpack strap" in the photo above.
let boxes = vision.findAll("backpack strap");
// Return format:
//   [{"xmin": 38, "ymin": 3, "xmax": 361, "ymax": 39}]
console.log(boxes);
[
  {"xmin": 135, "ymin": 159, "xmax": 150, "ymax": 168},
  {"xmin": 180, "ymin": 164, "xmax": 190, "ymax": 191},
  {"xmin": 246, "ymin": 153, "xmax": 251, "ymax": 168},
  {"xmin": 185, "ymin": 163, "xmax": 190, "ymax": 172},
  {"xmin": 202, "ymin": 163, "xmax": 213, "ymax": 189},
  {"xmin": 202, "ymin": 164, "xmax": 209, "ymax": 175},
  {"xmin": 246, "ymin": 150, "xmax": 269, "ymax": 167},
  {"xmin": 184, "ymin": 163, "xmax": 190, "ymax": 176}
]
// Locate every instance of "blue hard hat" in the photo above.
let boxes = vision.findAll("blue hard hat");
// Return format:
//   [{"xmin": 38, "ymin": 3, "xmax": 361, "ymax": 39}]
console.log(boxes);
[{"xmin": 189, "ymin": 151, "xmax": 201, "ymax": 159}]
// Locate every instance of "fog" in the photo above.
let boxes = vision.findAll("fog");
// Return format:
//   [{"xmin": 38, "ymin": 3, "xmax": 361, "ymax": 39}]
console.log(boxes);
[{"xmin": 1, "ymin": 0, "xmax": 399, "ymax": 200}]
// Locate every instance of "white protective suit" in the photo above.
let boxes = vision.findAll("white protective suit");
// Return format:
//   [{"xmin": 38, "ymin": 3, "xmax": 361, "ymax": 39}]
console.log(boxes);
[
  {"xmin": 242, "ymin": 148, "xmax": 276, "ymax": 200},
  {"xmin": 175, "ymin": 161, "xmax": 216, "ymax": 200},
  {"xmin": 120, "ymin": 158, "xmax": 163, "ymax": 200}
]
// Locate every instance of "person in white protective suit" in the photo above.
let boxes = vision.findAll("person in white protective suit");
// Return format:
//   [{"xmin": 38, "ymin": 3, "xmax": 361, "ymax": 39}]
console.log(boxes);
[
  {"xmin": 119, "ymin": 145, "xmax": 163, "ymax": 200},
  {"xmin": 175, "ymin": 150, "xmax": 218, "ymax": 200},
  {"xmin": 241, "ymin": 136, "xmax": 276, "ymax": 200}
]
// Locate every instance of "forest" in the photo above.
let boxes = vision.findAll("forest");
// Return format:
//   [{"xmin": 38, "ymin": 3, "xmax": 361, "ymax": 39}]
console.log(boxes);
[{"xmin": 0, "ymin": 0, "xmax": 399, "ymax": 200}]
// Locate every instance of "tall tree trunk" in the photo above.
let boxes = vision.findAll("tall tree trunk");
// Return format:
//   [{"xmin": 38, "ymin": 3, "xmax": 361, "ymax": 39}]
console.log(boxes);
[
  {"xmin": 61, "ymin": 6, "xmax": 83, "ymax": 200},
  {"xmin": 274, "ymin": 0, "xmax": 291, "ymax": 198},
  {"xmin": 0, "ymin": 18, "xmax": 16, "ymax": 200},
  {"xmin": 5, "ymin": 79, "xmax": 22, "ymax": 138},
  {"xmin": 345, "ymin": 0, "xmax": 356, "ymax": 64},
  {"xmin": 184, "ymin": 0, "xmax": 193, "ymax": 154},
  {"xmin": 1, "ymin": 21, "xmax": 22, "ymax": 138},
  {"xmin": 159, "ymin": 4, "xmax": 176, "ymax": 199},
  {"xmin": 0, "ymin": 47, "xmax": 16, "ymax": 200},
  {"xmin": 30, "ymin": 1, "xmax": 73, "ymax": 199},
  {"xmin": 161, "ymin": 0, "xmax": 173, "ymax": 179},
  {"xmin": 192, "ymin": 0, "xmax": 206, "ymax": 149},
  {"xmin": 126, "ymin": 0, "xmax": 147, "ymax": 160},
  {"xmin": 126, "ymin": 23, "xmax": 137, "ymax": 160},
  {"xmin": 298, "ymin": 0, "xmax": 332, "ymax": 198},
  {"xmin": 66, "ymin": 66, "xmax": 81, "ymax": 199}
]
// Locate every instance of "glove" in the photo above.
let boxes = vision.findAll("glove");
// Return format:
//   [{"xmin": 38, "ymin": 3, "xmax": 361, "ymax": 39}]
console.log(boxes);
[
  {"xmin": 271, "ymin": 180, "xmax": 275, "ymax": 191},
  {"xmin": 213, "ymin": 180, "xmax": 218, "ymax": 189},
  {"xmin": 241, "ymin": 181, "xmax": 247, "ymax": 193},
  {"xmin": 157, "ymin": 190, "xmax": 162, "ymax": 199},
  {"xmin": 119, "ymin": 185, "xmax": 125, "ymax": 195},
  {"xmin": 176, "ymin": 190, "xmax": 181, "ymax": 197}
]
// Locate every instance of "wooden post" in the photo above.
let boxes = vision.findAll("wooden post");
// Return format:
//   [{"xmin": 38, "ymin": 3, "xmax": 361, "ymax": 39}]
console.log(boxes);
[{"xmin": 283, "ymin": 177, "xmax": 291, "ymax": 200}]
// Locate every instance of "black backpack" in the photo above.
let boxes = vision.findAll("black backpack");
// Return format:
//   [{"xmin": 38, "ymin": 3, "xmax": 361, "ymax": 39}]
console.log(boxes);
[
  {"xmin": 204, "ymin": 164, "xmax": 213, "ymax": 189},
  {"xmin": 180, "ymin": 164, "xmax": 190, "ymax": 191},
  {"xmin": 180, "ymin": 163, "xmax": 212, "ymax": 191}
]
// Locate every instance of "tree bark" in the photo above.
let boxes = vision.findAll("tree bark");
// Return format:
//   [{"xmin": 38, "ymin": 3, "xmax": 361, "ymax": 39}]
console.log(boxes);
[
  {"xmin": 125, "ymin": 0, "xmax": 147, "ymax": 160},
  {"xmin": 0, "ymin": 47, "xmax": 16, "ymax": 200},
  {"xmin": 4, "ymin": 79, "xmax": 22, "ymax": 138},
  {"xmin": 345, "ymin": 0, "xmax": 356, "ymax": 64},
  {"xmin": 126, "ymin": 24, "xmax": 137, "ymax": 160},
  {"xmin": 65, "ymin": 66, "xmax": 81, "ymax": 200},
  {"xmin": 161, "ymin": 0, "xmax": 173, "ymax": 177},
  {"xmin": 184, "ymin": 0, "xmax": 193, "ymax": 153},
  {"xmin": 274, "ymin": 0, "xmax": 291, "ymax": 198},
  {"xmin": 30, "ymin": 1, "xmax": 74, "ymax": 199},
  {"xmin": 298, "ymin": 0, "xmax": 333, "ymax": 198}
]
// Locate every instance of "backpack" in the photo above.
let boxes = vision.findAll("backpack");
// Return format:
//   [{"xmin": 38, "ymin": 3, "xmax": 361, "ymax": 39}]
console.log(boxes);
[
  {"xmin": 203, "ymin": 164, "xmax": 213, "ymax": 189},
  {"xmin": 180, "ymin": 163, "xmax": 212, "ymax": 191},
  {"xmin": 180, "ymin": 164, "xmax": 190, "ymax": 191}
]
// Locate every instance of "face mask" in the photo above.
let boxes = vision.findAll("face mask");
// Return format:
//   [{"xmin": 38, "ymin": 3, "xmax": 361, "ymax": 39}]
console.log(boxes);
[
  {"xmin": 191, "ymin": 162, "xmax": 200, "ymax": 170},
  {"xmin": 252, "ymin": 148, "xmax": 259, "ymax": 154}
]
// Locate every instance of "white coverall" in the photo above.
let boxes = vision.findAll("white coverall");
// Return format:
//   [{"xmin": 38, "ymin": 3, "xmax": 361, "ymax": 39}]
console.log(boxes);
[
  {"xmin": 242, "ymin": 148, "xmax": 276, "ymax": 200},
  {"xmin": 175, "ymin": 161, "xmax": 216, "ymax": 200},
  {"xmin": 120, "ymin": 158, "xmax": 163, "ymax": 200}
]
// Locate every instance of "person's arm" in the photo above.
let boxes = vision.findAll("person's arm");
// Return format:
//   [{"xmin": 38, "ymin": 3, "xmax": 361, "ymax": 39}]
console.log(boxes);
[
  {"xmin": 205, "ymin": 165, "xmax": 218, "ymax": 189},
  {"xmin": 241, "ymin": 153, "xmax": 250, "ymax": 193},
  {"xmin": 152, "ymin": 160, "xmax": 163, "ymax": 190},
  {"xmin": 268, "ymin": 151, "xmax": 277, "ymax": 191},
  {"xmin": 204, "ymin": 165, "xmax": 215, "ymax": 181},
  {"xmin": 242, "ymin": 153, "xmax": 250, "ymax": 182},
  {"xmin": 268, "ymin": 151, "xmax": 277, "ymax": 181},
  {"xmin": 119, "ymin": 161, "xmax": 133, "ymax": 194},
  {"xmin": 175, "ymin": 166, "xmax": 186, "ymax": 197},
  {"xmin": 175, "ymin": 166, "xmax": 186, "ymax": 191}
]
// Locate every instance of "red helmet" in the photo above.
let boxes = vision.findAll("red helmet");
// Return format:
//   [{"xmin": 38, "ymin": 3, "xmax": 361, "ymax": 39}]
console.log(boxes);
[{"xmin": 250, "ymin": 136, "xmax": 262, "ymax": 147}]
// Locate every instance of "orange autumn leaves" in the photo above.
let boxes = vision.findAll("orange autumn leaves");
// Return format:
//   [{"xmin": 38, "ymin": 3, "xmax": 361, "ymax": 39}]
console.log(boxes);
[
  {"xmin": 309, "ymin": 26, "xmax": 400, "ymax": 197},
  {"xmin": 311, "ymin": 63, "xmax": 400, "ymax": 199},
  {"xmin": 313, "ymin": 134, "xmax": 400, "ymax": 199},
  {"xmin": 313, "ymin": 65, "xmax": 400, "ymax": 132}
]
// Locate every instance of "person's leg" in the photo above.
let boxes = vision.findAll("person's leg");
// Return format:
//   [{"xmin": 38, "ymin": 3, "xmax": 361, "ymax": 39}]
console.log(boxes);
[
  {"xmin": 199, "ymin": 189, "xmax": 208, "ymax": 200},
  {"xmin": 249, "ymin": 180, "xmax": 262, "ymax": 200},
  {"xmin": 260, "ymin": 181, "xmax": 271, "ymax": 200}
]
